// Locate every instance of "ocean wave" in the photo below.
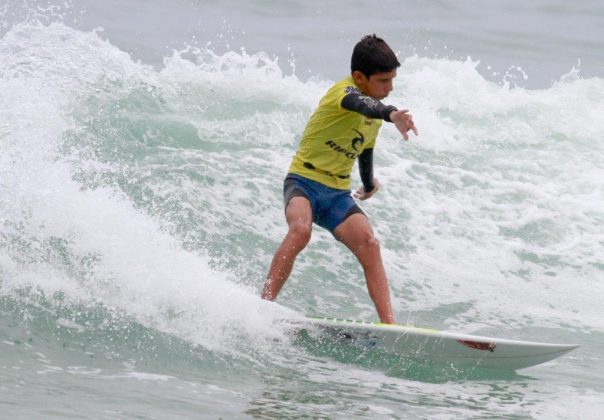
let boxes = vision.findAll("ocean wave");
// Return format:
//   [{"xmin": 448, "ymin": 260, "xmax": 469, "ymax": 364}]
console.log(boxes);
[{"xmin": 1, "ymin": 22, "xmax": 602, "ymax": 347}]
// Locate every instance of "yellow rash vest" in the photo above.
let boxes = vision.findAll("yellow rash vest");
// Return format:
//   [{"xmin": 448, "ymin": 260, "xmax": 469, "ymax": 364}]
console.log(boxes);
[{"xmin": 288, "ymin": 76, "xmax": 396, "ymax": 190}]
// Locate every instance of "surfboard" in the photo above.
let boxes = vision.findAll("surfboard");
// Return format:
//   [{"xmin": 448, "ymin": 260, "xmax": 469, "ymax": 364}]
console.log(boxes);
[{"xmin": 292, "ymin": 317, "xmax": 580, "ymax": 370}]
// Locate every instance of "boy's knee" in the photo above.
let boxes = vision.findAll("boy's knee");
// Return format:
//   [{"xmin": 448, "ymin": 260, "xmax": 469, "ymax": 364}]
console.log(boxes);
[
  {"xmin": 288, "ymin": 221, "xmax": 312, "ymax": 246},
  {"xmin": 356, "ymin": 233, "xmax": 380, "ymax": 255}
]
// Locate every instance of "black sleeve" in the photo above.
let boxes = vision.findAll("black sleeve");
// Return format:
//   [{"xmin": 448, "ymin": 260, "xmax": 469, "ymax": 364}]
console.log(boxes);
[
  {"xmin": 341, "ymin": 87, "xmax": 398, "ymax": 122},
  {"xmin": 358, "ymin": 148, "xmax": 374, "ymax": 193}
]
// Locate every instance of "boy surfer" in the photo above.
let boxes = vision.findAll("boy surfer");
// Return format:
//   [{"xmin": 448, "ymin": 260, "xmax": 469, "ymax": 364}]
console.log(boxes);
[{"xmin": 261, "ymin": 35, "xmax": 418, "ymax": 324}]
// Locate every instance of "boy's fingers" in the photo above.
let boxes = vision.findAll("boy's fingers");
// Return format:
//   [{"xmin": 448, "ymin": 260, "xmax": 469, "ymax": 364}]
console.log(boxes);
[{"xmin": 393, "ymin": 110, "xmax": 409, "ymax": 122}]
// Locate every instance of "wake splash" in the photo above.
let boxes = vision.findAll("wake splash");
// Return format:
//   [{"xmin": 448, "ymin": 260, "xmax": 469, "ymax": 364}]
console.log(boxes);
[{"xmin": 0, "ymin": 22, "xmax": 296, "ymax": 359}]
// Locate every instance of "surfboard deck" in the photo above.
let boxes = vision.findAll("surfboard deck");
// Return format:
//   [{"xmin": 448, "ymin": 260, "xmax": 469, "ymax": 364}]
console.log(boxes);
[{"xmin": 291, "ymin": 317, "xmax": 580, "ymax": 370}]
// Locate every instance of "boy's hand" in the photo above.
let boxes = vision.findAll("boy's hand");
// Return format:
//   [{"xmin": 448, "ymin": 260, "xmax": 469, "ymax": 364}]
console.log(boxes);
[
  {"xmin": 354, "ymin": 178, "xmax": 381, "ymax": 201},
  {"xmin": 390, "ymin": 109, "xmax": 418, "ymax": 140}
]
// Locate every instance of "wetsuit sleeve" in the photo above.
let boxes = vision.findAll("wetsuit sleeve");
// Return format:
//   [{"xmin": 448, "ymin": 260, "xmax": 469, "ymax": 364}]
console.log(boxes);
[
  {"xmin": 358, "ymin": 148, "xmax": 374, "ymax": 192},
  {"xmin": 341, "ymin": 87, "xmax": 398, "ymax": 122}
]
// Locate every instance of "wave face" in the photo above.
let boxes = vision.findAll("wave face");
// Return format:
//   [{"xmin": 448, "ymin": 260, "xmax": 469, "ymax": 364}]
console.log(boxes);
[{"xmin": 1, "ymin": 19, "xmax": 603, "ymax": 419}]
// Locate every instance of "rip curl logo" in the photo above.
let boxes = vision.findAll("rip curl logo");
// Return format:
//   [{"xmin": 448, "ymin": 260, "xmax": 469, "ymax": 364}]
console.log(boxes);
[
  {"xmin": 351, "ymin": 129, "xmax": 365, "ymax": 151},
  {"xmin": 325, "ymin": 140, "xmax": 356, "ymax": 159},
  {"xmin": 325, "ymin": 129, "xmax": 365, "ymax": 160}
]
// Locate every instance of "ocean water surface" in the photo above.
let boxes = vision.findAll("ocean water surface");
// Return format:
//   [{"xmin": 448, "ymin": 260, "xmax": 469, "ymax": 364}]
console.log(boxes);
[{"xmin": 1, "ymin": 1, "xmax": 603, "ymax": 418}]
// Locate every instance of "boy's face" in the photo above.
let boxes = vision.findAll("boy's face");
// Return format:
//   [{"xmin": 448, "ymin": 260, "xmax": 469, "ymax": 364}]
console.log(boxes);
[{"xmin": 352, "ymin": 70, "xmax": 397, "ymax": 100}]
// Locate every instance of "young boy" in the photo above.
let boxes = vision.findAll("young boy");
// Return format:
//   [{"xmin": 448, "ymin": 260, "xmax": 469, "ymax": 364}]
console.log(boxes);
[{"xmin": 261, "ymin": 35, "xmax": 418, "ymax": 324}]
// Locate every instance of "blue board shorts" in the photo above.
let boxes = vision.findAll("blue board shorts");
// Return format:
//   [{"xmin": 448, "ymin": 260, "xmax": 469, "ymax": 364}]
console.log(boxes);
[{"xmin": 283, "ymin": 173, "xmax": 364, "ymax": 234}]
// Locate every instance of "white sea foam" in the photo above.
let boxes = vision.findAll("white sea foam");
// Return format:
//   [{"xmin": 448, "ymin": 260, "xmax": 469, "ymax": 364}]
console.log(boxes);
[{"xmin": 0, "ymin": 22, "xmax": 296, "ymax": 358}]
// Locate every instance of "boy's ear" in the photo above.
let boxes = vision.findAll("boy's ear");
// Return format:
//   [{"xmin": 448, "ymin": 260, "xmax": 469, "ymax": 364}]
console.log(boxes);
[{"xmin": 352, "ymin": 70, "xmax": 368, "ymax": 85}]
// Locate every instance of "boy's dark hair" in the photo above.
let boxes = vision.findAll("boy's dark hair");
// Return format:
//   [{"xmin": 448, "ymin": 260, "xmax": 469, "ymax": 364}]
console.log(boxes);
[{"xmin": 351, "ymin": 34, "xmax": 400, "ymax": 77}]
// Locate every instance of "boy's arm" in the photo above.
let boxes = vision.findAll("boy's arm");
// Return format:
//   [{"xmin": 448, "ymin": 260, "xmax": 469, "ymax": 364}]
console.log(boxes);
[
  {"xmin": 342, "ymin": 87, "xmax": 419, "ymax": 140},
  {"xmin": 358, "ymin": 148, "xmax": 374, "ymax": 193},
  {"xmin": 341, "ymin": 87, "xmax": 398, "ymax": 121},
  {"xmin": 354, "ymin": 148, "xmax": 380, "ymax": 201}
]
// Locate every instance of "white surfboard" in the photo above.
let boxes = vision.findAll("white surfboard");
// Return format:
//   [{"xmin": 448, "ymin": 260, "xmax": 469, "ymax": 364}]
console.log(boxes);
[{"xmin": 294, "ymin": 317, "xmax": 579, "ymax": 370}]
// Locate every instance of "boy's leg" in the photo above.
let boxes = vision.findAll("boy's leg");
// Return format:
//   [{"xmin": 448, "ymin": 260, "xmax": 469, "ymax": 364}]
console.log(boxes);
[
  {"xmin": 261, "ymin": 197, "xmax": 313, "ymax": 300},
  {"xmin": 333, "ymin": 213, "xmax": 395, "ymax": 324}
]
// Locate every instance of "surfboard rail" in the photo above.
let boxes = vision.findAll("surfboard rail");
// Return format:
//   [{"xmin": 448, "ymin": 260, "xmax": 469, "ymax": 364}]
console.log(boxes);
[{"xmin": 292, "ymin": 317, "xmax": 580, "ymax": 370}]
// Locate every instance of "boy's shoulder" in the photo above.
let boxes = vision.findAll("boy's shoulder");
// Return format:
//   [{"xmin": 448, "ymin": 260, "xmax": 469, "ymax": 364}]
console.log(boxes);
[
  {"xmin": 330, "ymin": 76, "xmax": 357, "ymax": 93},
  {"xmin": 319, "ymin": 76, "xmax": 358, "ymax": 107}
]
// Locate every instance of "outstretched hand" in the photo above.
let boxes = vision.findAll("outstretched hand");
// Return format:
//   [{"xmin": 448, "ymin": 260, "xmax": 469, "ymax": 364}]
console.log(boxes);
[
  {"xmin": 390, "ymin": 109, "xmax": 418, "ymax": 140},
  {"xmin": 353, "ymin": 178, "xmax": 381, "ymax": 201}
]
